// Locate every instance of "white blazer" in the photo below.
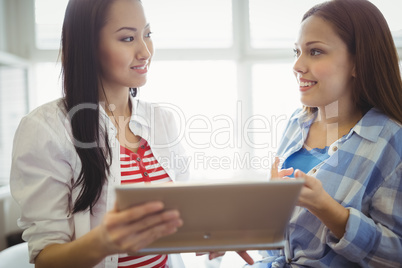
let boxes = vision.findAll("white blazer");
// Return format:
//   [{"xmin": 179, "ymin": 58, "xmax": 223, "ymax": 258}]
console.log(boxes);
[{"xmin": 10, "ymin": 98, "xmax": 189, "ymax": 267}]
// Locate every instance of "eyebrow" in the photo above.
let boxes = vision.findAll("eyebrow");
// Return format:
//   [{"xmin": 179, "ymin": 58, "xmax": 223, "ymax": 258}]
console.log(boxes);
[
  {"xmin": 115, "ymin": 23, "xmax": 150, "ymax": 33},
  {"xmin": 295, "ymin": 41, "xmax": 327, "ymax": 47}
]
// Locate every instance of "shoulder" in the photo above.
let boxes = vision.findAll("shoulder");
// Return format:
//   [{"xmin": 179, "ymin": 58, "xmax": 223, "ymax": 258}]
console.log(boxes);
[
  {"xmin": 348, "ymin": 109, "xmax": 402, "ymax": 179},
  {"xmin": 21, "ymin": 98, "xmax": 67, "ymax": 126},
  {"xmin": 379, "ymin": 116, "xmax": 402, "ymax": 159},
  {"xmin": 357, "ymin": 109, "xmax": 402, "ymax": 153},
  {"xmin": 14, "ymin": 98, "xmax": 72, "ymax": 150},
  {"xmin": 363, "ymin": 108, "xmax": 401, "ymax": 132}
]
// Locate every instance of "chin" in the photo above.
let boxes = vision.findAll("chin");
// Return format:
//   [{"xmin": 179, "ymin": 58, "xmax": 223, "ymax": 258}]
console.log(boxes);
[
  {"xmin": 300, "ymin": 97, "xmax": 323, "ymax": 108},
  {"xmin": 133, "ymin": 79, "xmax": 147, "ymax": 88}
]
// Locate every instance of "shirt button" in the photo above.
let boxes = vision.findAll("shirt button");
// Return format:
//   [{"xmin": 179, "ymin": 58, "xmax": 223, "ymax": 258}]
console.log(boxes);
[
  {"xmin": 287, "ymin": 258, "xmax": 292, "ymax": 263},
  {"xmin": 312, "ymin": 168, "xmax": 317, "ymax": 174},
  {"xmin": 141, "ymin": 145, "xmax": 146, "ymax": 149},
  {"xmin": 144, "ymin": 172, "xmax": 148, "ymax": 177},
  {"xmin": 332, "ymin": 146, "xmax": 338, "ymax": 152},
  {"xmin": 137, "ymin": 157, "xmax": 141, "ymax": 162}
]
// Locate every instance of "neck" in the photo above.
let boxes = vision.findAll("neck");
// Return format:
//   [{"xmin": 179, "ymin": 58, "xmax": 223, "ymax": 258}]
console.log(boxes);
[
  {"xmin": 316, "ymin": 100, "xmax": 362, "ymax": 132},
  {"xmin": 99, "ymin": 86, "xmax": 131, "ymax": 118}
]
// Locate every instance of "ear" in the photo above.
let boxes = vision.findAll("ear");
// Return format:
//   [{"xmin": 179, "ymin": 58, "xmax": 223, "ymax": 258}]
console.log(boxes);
[{"xmin": 351, "ymin": 63, "xmax": 356, "ymax": 78}]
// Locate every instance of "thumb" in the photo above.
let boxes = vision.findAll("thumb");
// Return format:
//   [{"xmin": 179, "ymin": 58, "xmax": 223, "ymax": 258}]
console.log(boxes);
[
  {"xmin": 294, "ymin": 169, "xmax": 311, "ymax": 186},
  {"xmin": 294, "ymin": 169, "xmax": 315, "ymax": 189},
  {"xmin": 294, "ymin": 169, "xmax": 306, "ymax": 179}
]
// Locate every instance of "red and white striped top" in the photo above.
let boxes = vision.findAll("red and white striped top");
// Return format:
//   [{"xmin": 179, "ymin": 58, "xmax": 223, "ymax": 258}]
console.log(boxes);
[{"xmin": 118, "ymin": 139, "xmax": 171, "ymax": 268}]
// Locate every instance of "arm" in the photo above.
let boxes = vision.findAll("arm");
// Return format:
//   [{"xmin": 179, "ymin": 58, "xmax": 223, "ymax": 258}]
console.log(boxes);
[
  {"xmin": 329, "ymin": 164, "xmax": 402, "ymax": 266},
  {"xmin": 294, "ymin": 170, "xmax": 349, "ymax": 239},
  {"xmin": 293, "ymin": 169, "xmax": 402, "ymax": 266},
  {"xmin": 35, "ymin": 202, "xmax": 182, "ymax": 268},
  {"xmin": 270, "ymin": 157, "xmax": 348, "ymax": 238}
]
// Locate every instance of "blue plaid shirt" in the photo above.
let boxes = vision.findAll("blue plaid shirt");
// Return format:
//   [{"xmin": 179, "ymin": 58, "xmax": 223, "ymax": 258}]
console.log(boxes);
[{"xmin": 265, "ymin": 108, "xmax": 402, "ymax": 268}]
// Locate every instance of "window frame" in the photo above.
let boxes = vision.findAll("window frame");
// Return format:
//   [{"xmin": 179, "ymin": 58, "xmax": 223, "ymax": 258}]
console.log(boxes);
[{"xmin": 3, "ymin": 0, "xmax": 402, "ymax": 169}]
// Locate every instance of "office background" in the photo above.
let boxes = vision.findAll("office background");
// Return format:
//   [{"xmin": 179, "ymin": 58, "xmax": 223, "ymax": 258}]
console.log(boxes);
[{"xmin": 1, "ymin": 0, "xmax": 401, "ymax": 266}]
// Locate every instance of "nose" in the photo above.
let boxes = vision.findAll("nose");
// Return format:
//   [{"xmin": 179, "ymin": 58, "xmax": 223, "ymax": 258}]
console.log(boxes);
[
  {"xmin": 136, "ymin": 39, "xmax": 153, "ymax": 61},
  {"xmin": 293, "ymin": 54, "xmax": 307, "ymax": 75}
]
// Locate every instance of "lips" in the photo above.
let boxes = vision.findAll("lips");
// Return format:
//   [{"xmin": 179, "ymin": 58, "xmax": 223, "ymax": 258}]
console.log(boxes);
[
  {"xmin": 131, "ymin": 64, "xmax": 148, "ymax": 74},
  {"xmin": 300, "ymin": 81, "xmax": 317, "ymax": 87},
  {"xmin": 298, "ymin": 78, "xmax": 317, "ymax": 92}
]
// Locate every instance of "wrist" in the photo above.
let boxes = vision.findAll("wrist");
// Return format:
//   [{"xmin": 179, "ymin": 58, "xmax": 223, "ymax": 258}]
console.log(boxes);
[
  {"xmin": 305, "ymin": 190, "xmax": 330, "ymax": 216},
  {"xmin": 308, "ymin": 193, "xmax": 349, "ymax": 239},
  {"xmin": 88, "ymin": 226, "xmax": 114, "ymax": 259}
]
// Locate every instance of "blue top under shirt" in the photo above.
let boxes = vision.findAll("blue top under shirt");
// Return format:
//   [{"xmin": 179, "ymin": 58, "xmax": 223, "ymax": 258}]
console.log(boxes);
[{"xmin": 282, "ymin": 146, "xmax": 330, "ymax": 177}]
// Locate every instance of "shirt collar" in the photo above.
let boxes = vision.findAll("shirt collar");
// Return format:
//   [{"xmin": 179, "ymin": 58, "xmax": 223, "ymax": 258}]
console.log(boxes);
[
  {"xmin": 295, "ymin": 107, "xmax": 387, "ymax": 143},
  {"xmin": 129, "ymin": 97, "xmax": 151, "ymax": 130},
  {"xmin": 349, "ymin": 108, "xmax": 388, "ymax": 143},
  {"xmin": 98, "ymin": 97, "xmax": 149, "ymax": 129}
]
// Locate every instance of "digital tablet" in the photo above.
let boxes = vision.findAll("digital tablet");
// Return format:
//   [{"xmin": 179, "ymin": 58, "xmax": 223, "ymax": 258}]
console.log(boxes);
[{"xmin": 115, "ymin": 179, "xmax": 303, "ymax": 255}]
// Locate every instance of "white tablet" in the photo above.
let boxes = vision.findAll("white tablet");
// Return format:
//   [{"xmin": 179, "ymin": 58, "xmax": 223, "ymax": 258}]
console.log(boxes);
[{"xmin": 115, "ymin": 179, "xmax": 303, "ymax": 255}]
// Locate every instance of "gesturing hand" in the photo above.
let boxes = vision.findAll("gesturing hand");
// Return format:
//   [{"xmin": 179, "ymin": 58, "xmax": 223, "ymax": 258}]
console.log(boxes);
[
  {"xmin": 270, "ymin": 157, "xmax": 294, "ymax": 180},
  {"xmin": 98, "ymin": 201, "xmax": 183, "ymax": 255},
  {"xmin": 294, "ymin": 170, "xmax": 349, "ymax": 239},
  {"xmin": 293, "ymin": 170, "xmax": 327, "ymax": 213}
]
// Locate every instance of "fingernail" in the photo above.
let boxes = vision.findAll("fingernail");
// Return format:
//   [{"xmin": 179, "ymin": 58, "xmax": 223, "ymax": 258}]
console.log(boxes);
[
  {"xmin": 176, "ymin": 219, "xmax": 183, "ymax": 227},
  {"xmin": 153, "ymin": 201, "xmax": 164, "ymax": 209},
  {"xmin": 165, "ymin": 210, "xmax": 180, "ymax": 219},
  {"xmin": 169, "ymin": 227, "xmax": 178, "ymax": 234}
]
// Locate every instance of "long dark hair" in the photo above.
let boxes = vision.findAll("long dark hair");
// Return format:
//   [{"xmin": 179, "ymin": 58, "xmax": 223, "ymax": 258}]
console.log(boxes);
[
  {"xmin": 62, "ymin": 0, "xmax": 114, "ymax": 213},
  {"xmin": 302, "ymin": 0, "xmax": 402, "ymax": 124}
]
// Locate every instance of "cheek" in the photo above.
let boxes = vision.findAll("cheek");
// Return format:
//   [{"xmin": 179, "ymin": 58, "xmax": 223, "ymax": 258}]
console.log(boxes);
[
  {"xmin": 106, "ymin": 53, "xmax": 126, "ymax": 69},
  {"xmin": 100, "ymin": 46, "xmax": 130, "ymax": 71},
  {"xmin": 312, "ymin": 61, "xmax": 335, "ymax": 80},
  {"xmin": 99, "ymin": 47, "xmax": 115, "ymax": 73}
]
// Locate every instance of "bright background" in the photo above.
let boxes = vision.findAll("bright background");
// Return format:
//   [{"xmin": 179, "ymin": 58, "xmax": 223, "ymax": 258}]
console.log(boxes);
[
  {"xmin": 6, "ymin": 0, "xmax": 398, "ymax": 185},
  {"xmin": 0, "ymin": 0, "xmax": 402, "ymax": 265}
]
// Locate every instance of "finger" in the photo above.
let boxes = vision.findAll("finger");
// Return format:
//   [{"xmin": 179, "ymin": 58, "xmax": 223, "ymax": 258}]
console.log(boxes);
[
  {"xmin": 112, "ymin": 209, "xmax": 181, "ymax": 242},
  {"xmin": 113, "ymin": 201, "xmax": 165, "ymax": 226},
  {"xmin": 270, "ymin": 157, "xmax": 280, "ymax": 179},
  {"xmin": 294, "ymin": 170, "xmax": 314, "ymax": 188},
  {"xmin": 132, "ymin": 209, "xmax": 181, "ymax": 233},
  {"xmin": 237, "ymin": 251, "xmax": 254, "ymax": 265},
  {"xmin": 278, "ymin": 167, "xmax": 294, "ymax": 177},
  {"xmin": 209, "ymin": 252, "xmax": 225, "ymax": 260},
  {"xmin": 294, "ymin": 169, "xmax": 304, "ymax": 178},
  {"xmin": 124, "ymin": 218, "xmax": 183, "ymax": 253},
  {"xmin": 104, "ymin": 208, "xmax": 181, "ymax": 249}
]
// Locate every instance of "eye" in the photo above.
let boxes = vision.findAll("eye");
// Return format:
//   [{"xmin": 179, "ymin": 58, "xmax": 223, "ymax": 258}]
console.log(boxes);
[
  {"xmin": 293, "ymin": 48, "xmax": 300, "ymax": 58},
  {"xmin": 310, "ymin": 49, "xmax": 322, "ymax": 56},
  {"xmin": 121, "ymin": 36, "xmax": 134, "ymax": 42},
  {"xmin": 145, "ymin": 31, "xmax": 153, "ymax": 38}
]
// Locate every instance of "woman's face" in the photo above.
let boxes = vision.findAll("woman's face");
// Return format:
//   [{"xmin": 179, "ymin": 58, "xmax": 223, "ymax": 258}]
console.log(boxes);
[
  {"xmin": 98, "ymin": 0, "xmax": 153, "ymax": 91},
  {"xmin": 293, "ymin": 15, "xmax": 355, "ymax": 109}
]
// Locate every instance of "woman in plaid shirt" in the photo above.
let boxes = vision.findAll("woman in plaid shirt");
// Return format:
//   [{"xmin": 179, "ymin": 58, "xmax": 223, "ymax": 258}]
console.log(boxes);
[{"xmin": 248, "ymin": 0, "xmax": 402, "ymax": 267}]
